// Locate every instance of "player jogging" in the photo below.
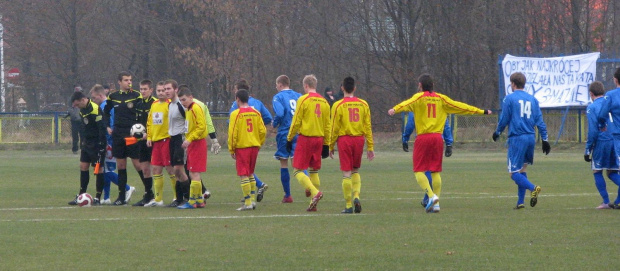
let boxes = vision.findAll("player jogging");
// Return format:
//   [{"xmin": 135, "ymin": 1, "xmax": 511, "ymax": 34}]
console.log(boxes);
[{"xmin": 328, "ymin": 77, "xmax": 375, "ymax": 214}]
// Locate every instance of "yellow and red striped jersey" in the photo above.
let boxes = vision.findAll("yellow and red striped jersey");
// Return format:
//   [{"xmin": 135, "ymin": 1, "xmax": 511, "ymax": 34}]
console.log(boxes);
[
  {"xmin": 185, "ymin": 102, "xmax": 207, "ymax": 142},
  {"xmin": 287, "ymin": 92, "xmax": 331, "ymax": 143},
  {"xmin": 329, "ymin": 96, "xmax": 374, "ymax": 151},
  {"xmin": 228, "ymin": 107, "xmax": 266, "ymax": 153},
  {"xmin": 393, "ymin": 91, "xmax": 485, "ymax": 135},
  {"xmin": 147, "ymin": 99, "xmax": 170, "ymax": 142}
]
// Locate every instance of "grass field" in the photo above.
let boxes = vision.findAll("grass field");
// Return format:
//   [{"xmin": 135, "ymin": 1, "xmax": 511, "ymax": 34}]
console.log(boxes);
[{"xmin": 0, "ymin": 145, "xmax": 618, "ymax": 270}]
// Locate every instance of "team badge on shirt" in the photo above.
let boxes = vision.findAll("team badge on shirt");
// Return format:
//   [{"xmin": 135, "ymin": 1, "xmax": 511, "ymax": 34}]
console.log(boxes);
[
  {"xmin": 153, "ymin": 112, "xmax": 163, "ymax": 125},
  {"xmin": 127, "ymin": 102, "xmax": 134, "ymax": 109},
  {"xmin": 83, "ymin": 118, "xmax": 89, "ymax": 125}
]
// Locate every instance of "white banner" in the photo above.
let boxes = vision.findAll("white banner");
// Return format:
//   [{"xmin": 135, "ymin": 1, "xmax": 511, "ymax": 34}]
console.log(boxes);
[{"xmin": 502, "ymin": 52, "xmax": 600, "ymax": 108}]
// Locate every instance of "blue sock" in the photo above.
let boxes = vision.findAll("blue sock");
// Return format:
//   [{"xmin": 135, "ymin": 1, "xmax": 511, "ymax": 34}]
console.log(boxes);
[
  {"xmin": 253, "ymin": 174, "xmax": 264, "ymax": 188},
  {"xmin": 606, "ymin": 171, "xmax": 620, "ymax": 204},
  {"xmin": 422, "ymin": 171, "xmax": 432, "ymax": 202},
  {"xmin": 281, "ymin": 168, "xmax": 291, "ymax": 197},
  {"xmin": 103, "ymin": 172, "xmax": 114, "ymax": 200},
  {"xmin": 594, "ymin": 172, "xmax": 610, "ymax": 204},
  {"xmin": 517, "ymin": 172, "xmax": 527, "ymax": 205},
  {"xmin": 511, "ymin": 172, "xmax": 535, "ymax": 192}
]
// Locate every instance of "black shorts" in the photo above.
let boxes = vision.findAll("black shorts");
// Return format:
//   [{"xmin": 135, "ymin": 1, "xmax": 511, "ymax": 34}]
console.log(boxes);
[
  {"xmin": 138, "ymin": 140, "xmax": 153, "ymax": 163},
  {"xmin": 169, "ymin": 134, "xmax": 186, "ymax": 166},
  {"xmin": 80, "ymin": 142, "xmax": 104, "ymax": 166},
  {"xmin": 112, "ymin": 133, "xmax": 139, "ymax": 159}
]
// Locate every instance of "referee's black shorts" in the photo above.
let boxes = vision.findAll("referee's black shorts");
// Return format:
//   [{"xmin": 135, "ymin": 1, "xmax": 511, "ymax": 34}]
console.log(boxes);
[
  {"xmin": 112, "ymin": 129, "xmax": 139, "ymax": 159},
  {"xmin": 137, "ymin": 140, "xmax": 152, "ymax": 163},
  {"xmin": 169, "ymin": 134, "xmax": 185, "ymax": 166},
  {"xmin": 80, "ymin": 141, "xmax": 104, "ymax": 166}
]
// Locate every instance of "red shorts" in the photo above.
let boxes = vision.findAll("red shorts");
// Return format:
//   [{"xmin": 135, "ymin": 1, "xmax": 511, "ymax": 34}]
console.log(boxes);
[
  {"xmin": 235, "ymin": 147, "xmax": 259, "ymax": 176},
  {"xmin": 292, "ymin": 135, "xmax": 323, "ymax": 170},
  {"xmin": 337, "ymin": 135, "xmax": 365, "ymax": 171},
  {"xmin": 413, "ymin": 133, "xmax": 443, "ymax": 172},
  {"xmin": 151, "ymin": 139, "xmax": 171, "ymax": 166},
  {"xmin": 187, "ymin": 139, "xmax": 207, "ymax": 172}
]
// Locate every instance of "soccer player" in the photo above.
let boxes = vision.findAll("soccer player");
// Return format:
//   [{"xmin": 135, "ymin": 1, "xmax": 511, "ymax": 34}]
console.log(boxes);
[
  {"xmin": 585, "ymin": 81, "xmax": 620, "ymax": 209},
  {"xmin": 492, "ymin": 72, "xmax": 549, "ymax": 209},
  {"xmin": 103, "ymin": 71, "xmax": 142, "ymax": 205},
  {"xmin": 228, "ymin": 89, "xmax": 267, "ymax": 211},
  {"xmin": 132, "ymin": 79, "xmax": 157, "ymax": 206},
  {"xmin": 389, "ymin": 73, "xmax": 491, "ymax": 213},
  {"xmin": 287, "ymin": 74, "xmax": 331, "ymax": 212},
  {"xmin": 328, "ymin": 77, "xmax": 375, "ymax": 214},
  {"xmin": 67, "ymin": 90, "xmax": 106, "ymax": 206},
  {"xmin": 596, "ymin": 67, "xmax": 620, "ymax": 209},
  {"xmin": 229, "ymin": 79, "xmax": 272, "ymax": 202},
  {"xmin": 165, "ymin": 79, "xmax": 191, "ymax": 207},
  {"xmin": 145, "ymin": 81, "xmax": 177, "ymax": 207},
  {"xmin": 272, "ymin": 75, "xmax": 302, "ymax": 203}
]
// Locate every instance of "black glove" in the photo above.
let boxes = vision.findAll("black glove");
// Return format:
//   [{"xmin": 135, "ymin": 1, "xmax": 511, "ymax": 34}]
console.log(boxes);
[
  {"xmin": 445, "ymin": 145, "xmax": 453, "ymax": 157},
  {"xmin": 402, "ymin": 142, "xmax": 409, "ymax": 152},
  {"xmin": 542, "ymin": 140, "xmax": 550, "ymax": 155},
  {"xmin": 584, "ymin": 154, "xmax": 591, "ymax": 162},
  {"xmin": 286, "ymin": 141, "xmax": 293, "ymax": 153},
  {"xmin": 321, "ymin": 145, "xmax": 329, "ymax": 159},
  {"xmin": 492, "ymin": 132, "xmax": 500, "ymax": 142}
]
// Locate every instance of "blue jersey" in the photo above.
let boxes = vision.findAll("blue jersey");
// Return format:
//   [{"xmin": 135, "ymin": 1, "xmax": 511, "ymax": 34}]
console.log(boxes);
[
  {"xmin": 100, "ymin": 100, "xmax": 114, "ymax": 146},
  {"xmin": 496, "ymin": 90, "xmax": 548, "ymax": 140},
  {"xmin": 586, "ymin": 97, "xmax": 613, "ymax": 152},
  {"xmin": 272, "ymin": 89, "xmax": 302, "ymax": 133},
  {"xmin": 402, "ymin": 112, "xmax": 453, "ymax": 145},
  {"xmin": 229, "ymin": 96, "xmax": 273, "ymax": 125},
  {"xmin": 597, "ymin": 87, "xmax": 620, "ymax": 137}
]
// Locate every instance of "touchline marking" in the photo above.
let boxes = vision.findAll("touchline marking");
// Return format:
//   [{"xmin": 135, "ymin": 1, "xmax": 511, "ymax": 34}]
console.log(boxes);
[{"xmin": 0, "ymin": 213, "xmax": 368, "ymax": 223}]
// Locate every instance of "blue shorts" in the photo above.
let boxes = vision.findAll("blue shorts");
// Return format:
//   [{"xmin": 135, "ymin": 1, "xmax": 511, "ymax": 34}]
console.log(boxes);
[
  {"xmin": 592, "ymin": 139, "xmax": 619, "ymax": 170},
  {"xmin": 507, "ymin": 134, "xmax": 535, "ymax": 173},
  {"xmin": 274, "ymin": 132, "xmax": 297, "ymax": 160}
]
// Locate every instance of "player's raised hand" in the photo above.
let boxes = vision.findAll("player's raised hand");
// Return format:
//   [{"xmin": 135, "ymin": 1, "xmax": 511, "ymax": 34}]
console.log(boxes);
[{"xmin": 542, "ymin": 140, "xmax": 551, "ymax": 155}]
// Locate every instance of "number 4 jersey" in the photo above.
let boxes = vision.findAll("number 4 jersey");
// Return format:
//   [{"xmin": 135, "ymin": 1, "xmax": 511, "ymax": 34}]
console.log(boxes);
[
  {"xmin": 495, "ymin": 90, "xmax": 548, "ymax": 140},
  {"xmin": 392, "ymin": 91, "xmax": 485, "ymax": 136},
  {"xmin": 228, "ymin": 107, "xmax": 267, "ymax": 153},
  {"xmin": 287, "ymin": 92, "xmax": 331, "ymax": 142}
]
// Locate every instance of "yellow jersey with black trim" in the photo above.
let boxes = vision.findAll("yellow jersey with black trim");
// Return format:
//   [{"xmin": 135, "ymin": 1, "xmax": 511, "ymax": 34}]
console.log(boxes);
[
  {"xmin": 147, "ymin": 99, "xmax": 171, "ymax": 142},
  {"xmin": 329, "ymin": 96, "xmax": 374, "ymax": 151},
  {"xmin": 80, "ymin": 99, "xmax": 107, "ymax": 147}
]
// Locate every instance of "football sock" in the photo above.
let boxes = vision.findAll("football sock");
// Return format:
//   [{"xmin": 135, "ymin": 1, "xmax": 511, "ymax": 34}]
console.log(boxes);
[
  {"xmin": 351, "ymin": 172, "xmax": 361, "ymax": 199},
  {"xmin": 309, "ymin": 170, "xmax": 320, "ymax": 191},
  {"xmin": 95, "ymin": 173, "xmax": 104, "ymax": 200},
  {"xmin": 169, "ymin": 174, "xmax": 177, "ymax": 195},
  {"xmin": 294, "ymin": 170, "xmax": 318, "ymax": 196},
  {"xmin": 118, "ymin": 169, "xmax": 127, "ymax": 199},
  {"xmin": 511, "ymin": 172, "xmax": 535, "ymax": 191},
  {"xmin": 414, "ymin": 172, "xmax": 434, "ymax": 198},
  {"xmin": 422, "ymin": 171, "xmax": 433, "ymax": 202},
  {"xmin": 182, "ymin": 181, "xmax": 190, "ymax": 201},
  {"xmin": 594, "ymin": 172, "xmax": 609, "ymax": 204},
  {"xmin": 280, "ymin": 168, "xmax": 291, "ymax": 197},
  {"xmin": 253, "ymin": 174, "xmax": 264, "ymax": 189},
  {"xmin": 241, "ymin": 177, "xmax": 252, "ymax": 206},
  {"xmin": 138, "ymin": 170, "xmax": 145, "ymax": 183},
  {"xmin": 79, "ymin": 170, "xmax": 89, "ymax": 194},
  {"xmin": 201, "ymin": 179, "xmax": 206, "ymax": 194},
  {"xmin": 430, "ymin": 172, "xmax": 442, "ymax": 197},
  {"xmin": 189, "ymin": 180, "xmax": 201, "ymax": 205},
  {"xmin": 517, "ymin": 172, "xmax": 527, "ymax": 205},
  {"xmin": 249, "ymin": 176, "xmax": 257, "ymax": 202},
  {"xmin": 342, "ymin": 176, "xmax": 353, "ymax": 209},
  {"xmin": 144, "ymin": 177, "xmax": 153, "ymax": 194},
  {"xmin": 103, "ymin": 173, "xmax": 111, "ymax": 200},
  {"xmin": 153, "ymin": 174, "xmax": 164, "ymax": 202},
  {"xmin": 606, "ymin": 171, "xmax": 620, "ymax": 204},
  {"xmin": 174, "ymin": 181, "xmax": 183, "ymax": 202}
]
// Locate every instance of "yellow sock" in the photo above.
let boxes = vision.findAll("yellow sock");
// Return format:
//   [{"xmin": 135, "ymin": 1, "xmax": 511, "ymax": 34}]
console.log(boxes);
[
  {"xmin": 430, "ymin": 172, "xmax": 442, "ymax": 197},
  {"xmin": 415, "ymin": 172, "xmax": 435, "ymax": 198},
  {"xmin": 169, "ymin": 174, "xmax": 177, "ymax": 196},
  {"xmin": 241, "ymin": 178, "xmax": 252, "ymax": 206},
  {"xmin": 153, "ymin": 174, "xmax": 164, "ymax": 202},
  {"xmin": 351, "ymin": 172, "xmax": 361, "ymax": 199},
  {"xmin": 189, "ymin": 180, "xmax": 201, "ymax": 205},
  {"xmin": 294, "ymin": 170, "xmax": 318, "ymax": 196},
  {"xmin": 249, "ymin": 176, "xmax": 257, "ymax": 202},
  {"xmin": 342, "ymin": 176, "xmax": 353, "ymax": 208},
  {"xmin": 309, "ymin": 170, "xmax": 320, "ymax": 191}
]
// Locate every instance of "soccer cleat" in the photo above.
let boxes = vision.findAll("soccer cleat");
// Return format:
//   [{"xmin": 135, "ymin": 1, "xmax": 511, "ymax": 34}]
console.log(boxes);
[
  {"xmin": 341, "ymin": 208, "xmax": 353, "ymax": 214},
  {"xmin": 101, "ymin": 199, "xmax": 112, "ymax": 205},
  {"xmin": 195, "ymin": 201, "xmax": 206, "ymax": 208},
  {"xmin": 133, "ymin": 193, "xmax": 154, "ymax": 206},
  {"xmin": 308, "ymin": 191, "xmax": 323, "ymax": 211},
  {"xmin": 256, "ymin": 184, "xmax": 268, "ymax": 202},
  {"xmin": 112, "ymin": 197, "xmax": 127, "ymax": 206},
  {"xmin": 177, "ymin": 202, "xmax": 196, "ymax": 209},
  {"xmin": 236, "ymin": 204, "xmax": 254, "ymax": 211},
  {"xmin": 354, "ymin": 198, "xmax": 362, "ymax": 213},
  {"xmin": 305, "ymin": 189, "xmax": 311, "ymax": 197},
  {"xmin": 92, "ymin": 198, "xmax": 101, "ymax": 206},
  {"xmin": 68, "ymin": 195, "xmax": 79, "ymax": 206},
  {"xmin": 596, "ymin": 203, "xmax": 612, "ymax": 209},
  {"xmin": 432, "ymin": 203, "xmax": 440, "ymax": 213},
  {"xmin": 514, "ymin": 204, "xmax": 525, "ymax": 210},
  {"xmin": 306, "ymin": 206, "xmax": 317, "ymax": 212},
  {"xmin": 144, "ymin": 200, "xmax": 164, "ymax": 207},
  {"xmin": 132, "ymin": 198, "xmax": 146, "ymax": 206},
  {"xmin": 125, "ymin": 186, "xmax": 136, "ymax": 202},
  {"xmin": 203, "ymin": 190, "xmax": 211, "ymax": 200},
  {"xmin": 167, "ymin": 200, "xmax": 184, "ymax": 207},
  {"xmin": 609, "ymin": 203, "xmax": 620, "ymax": 209},
  {"xmin": 425, "ymin": 195, "xmax": 439, "ymax": 213},
  {"xmin": 282, "ymin": 195, "xmax": 293, "ymax": 203},
  {"xmin": 420, "ymin": 199, "xmax": 428, "ymax": 208},
  {"xmin": 530, "ymin": 186, "xmax": 541, "ymax": 207}
]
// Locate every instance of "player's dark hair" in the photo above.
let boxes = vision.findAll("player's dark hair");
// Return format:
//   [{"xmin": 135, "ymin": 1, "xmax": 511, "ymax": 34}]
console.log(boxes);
[
  {"xmin": 178, "ymin": 85, "xmax": 192, "ymax": 97},
  {"xmin": 156, "ymin": 81, "xmax": 165, "ymax": 87},
  {"xmin": 70, "ymin": 90, "xmax": 87, "ymax": 102},
  {"xmin": 117, "ymin": 71, "xmax": 132, "ymax": 82},
  {"xmin": 276, "ymin": 75, "xmax": 290, "ymax": 87},
  {"xmin": 235, "ymin": 79, "xmax": 250, "ymax": 91},
  {"xmin": 140, "ymin": 79, "xmax": 153, "ymax": 89},
  {"xmin": 418, "ymin": 74, "xmax": 433, "ymax": 91},
  {"xmin": 102, "ymin": 84, "xmax": 110, "ymax": 90},
  {"xmin": 510, "ymin": 72, "xmax": 527, "ymax": 89},
  {"xmin": 236, "ymin": 89, "xmax": 250, "ymax": 103},
  {"xmin": 615, "ymin": 67, "xmax": 620, "ymax": 84},
  {"xmin": 342, "ymin": 77, "xmax": 355, "ymax": 93},
  {"xmin": 164, "ymin": 79, "xmax": 178, "ymax": 90},
  {"xmin": 589, "ymin": 81, "xmax": 605, "ymax": 96}
]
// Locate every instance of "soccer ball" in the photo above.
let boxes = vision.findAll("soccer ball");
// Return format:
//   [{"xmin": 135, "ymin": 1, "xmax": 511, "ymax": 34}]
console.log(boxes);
[
  {"xmin": 76, "ymin": 193, "xmax": 93, "ymax": 207},
  {"xmin": 130, "ymin": 123, "xmax": 146, "ymax": 138}
]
